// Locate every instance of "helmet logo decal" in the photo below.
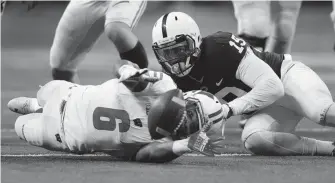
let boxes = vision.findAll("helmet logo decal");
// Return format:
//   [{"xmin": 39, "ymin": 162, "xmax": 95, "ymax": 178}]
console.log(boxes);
[
  {"xmin": 162, "ymin": 13, "xmax": 170, "ymax": 38},
  {"xmin": 156, "ymin": 127, "xmax": 171, "ymax": 137}
]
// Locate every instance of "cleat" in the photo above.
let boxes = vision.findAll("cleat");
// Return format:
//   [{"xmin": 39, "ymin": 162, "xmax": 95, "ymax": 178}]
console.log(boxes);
[{"xmin": 8, "ymin": 97, "xmax": 41, "ymax": 115}]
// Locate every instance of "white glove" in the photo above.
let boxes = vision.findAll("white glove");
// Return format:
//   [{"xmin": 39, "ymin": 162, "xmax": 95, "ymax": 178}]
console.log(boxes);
[
  {"xmin": 187, "ymin": 122, "xmax": 226, "ymax": 157},
  {"xmin": 118, "ymin": 65, "xmax": 159, "ymax": 83}
]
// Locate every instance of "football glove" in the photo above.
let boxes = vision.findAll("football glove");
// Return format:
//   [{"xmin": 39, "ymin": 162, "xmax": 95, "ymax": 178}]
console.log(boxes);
[
  {"xmin": 187, "ymin": 119, "xmax": 226, "ymax": 156},
  {"xmin": 118, "ymin": 65, "xmax": 159, "ymax": 83}
]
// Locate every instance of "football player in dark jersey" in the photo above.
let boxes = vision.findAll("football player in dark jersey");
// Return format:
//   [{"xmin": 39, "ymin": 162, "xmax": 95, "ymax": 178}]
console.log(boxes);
[{"xmin": 150, "ymin": 12, "xmax": 335, "ymax": 156}]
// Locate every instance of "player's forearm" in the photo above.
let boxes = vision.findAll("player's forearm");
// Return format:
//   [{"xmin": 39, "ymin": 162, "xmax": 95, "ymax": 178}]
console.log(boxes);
[
  {"xmin": 135, "ymin": 139, "xmax": 191, "ymax": 163},
  {"xmin": 228, "ymin": 77, "xmax": 284, "ymax": 115},
  {"xmin": 232, "ymin": 49, "xmax": 284, "ymax": 115}
]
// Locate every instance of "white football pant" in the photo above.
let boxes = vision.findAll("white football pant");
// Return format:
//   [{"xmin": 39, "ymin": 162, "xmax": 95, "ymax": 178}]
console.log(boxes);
[
  {"xmin": 232, "ymin": 0, "xmax": 302, "ymax": 53},
  {"xmin": 241, "ymin": 55, "xmax": 334, "ymax": 155}
]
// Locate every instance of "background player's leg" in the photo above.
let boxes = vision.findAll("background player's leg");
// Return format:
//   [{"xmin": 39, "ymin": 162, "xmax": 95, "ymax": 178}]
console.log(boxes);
[
  {"xmin": 265, "ymin": 1, "xmax": 302, "ymax": 54},
  {"xmin": 232, "ymin": 0, "xmax": 271, "ymax": 51},
  {"xmin": 104, "ymin": 0, "xmax": 148, "ymax": 68},
  {"xmin": 281, "ymin": 61, "xmax": 335, "ymax": 127},
  {"xmin": 50, "ymin": 1, "xmax": 106, "ymax": 82},
  {"xmin": 331, "ymin": 0, "xmax": 335, "ymax": 51},
  {"xmin": 242, "ymin": 105, "xmax": 335, "ymax": 156}
]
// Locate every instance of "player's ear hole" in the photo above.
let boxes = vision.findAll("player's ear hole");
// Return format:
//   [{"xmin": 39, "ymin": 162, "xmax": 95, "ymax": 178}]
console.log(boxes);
[{"xmin": 175, "ymin": 16, "xmax": 178, "ymax": 21}]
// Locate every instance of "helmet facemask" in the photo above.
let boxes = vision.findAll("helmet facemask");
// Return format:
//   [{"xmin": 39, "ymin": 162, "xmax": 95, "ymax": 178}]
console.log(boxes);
[
  {"xmin": 152, "ymin": 34, "xmax": 200, "ymax": 77},
  {"xmin": 173, "ymin": 96, "xmax": 207, "ymax": 139}
]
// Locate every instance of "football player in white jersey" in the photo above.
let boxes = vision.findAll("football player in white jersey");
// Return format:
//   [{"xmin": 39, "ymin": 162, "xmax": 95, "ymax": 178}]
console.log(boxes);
[
  {"xmin": 232, "ymin": 0, "xmax": 301, "ymax": 54},
  {"xmin": 50, "ymin": 0, "xmax": 148, "ymax": 83},
  {"xmin": 150, "ymin": 12, "xmax": 335, "ymax": 156},
  {"xmin": 8, "ymin": 62, "xmax": 213, "ymax": 162}
]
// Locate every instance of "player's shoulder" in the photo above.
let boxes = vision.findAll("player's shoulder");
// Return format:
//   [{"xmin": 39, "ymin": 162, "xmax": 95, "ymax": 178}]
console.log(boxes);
[{"xmin": 203, "ymin": 31, "xmax": 234, "ymax": 44}]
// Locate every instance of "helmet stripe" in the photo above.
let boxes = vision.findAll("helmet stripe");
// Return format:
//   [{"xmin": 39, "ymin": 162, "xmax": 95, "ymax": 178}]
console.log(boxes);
[
  {"xmin": 208, "ymin": 108, "xmax": 223, "ymax": 118},
  {"xmin": 162, "ymin": 13, "xmax": 169, "ymax": 38},
  {"xmin": 212, "ymin": 116, "xmax": 224, "ymax": 124}
]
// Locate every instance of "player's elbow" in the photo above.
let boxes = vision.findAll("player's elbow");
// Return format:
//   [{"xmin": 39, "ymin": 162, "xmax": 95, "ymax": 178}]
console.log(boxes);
[
  {"xmin": 105, "ymin": 22, "xmax": 133, "ymax": 46},
  {"xmin": 267, "ymin": 77, "xmax": 285, "ymax": 102}
]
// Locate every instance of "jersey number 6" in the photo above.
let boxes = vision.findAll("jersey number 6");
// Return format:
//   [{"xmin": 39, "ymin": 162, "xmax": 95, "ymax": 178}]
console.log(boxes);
[
  {"xmin": 229, "ymin": 34, "xmax": 246, "ymax": 54},
  {"xmin": 92, "ymin": 107, "xmax": 130, "ymax": 132}
]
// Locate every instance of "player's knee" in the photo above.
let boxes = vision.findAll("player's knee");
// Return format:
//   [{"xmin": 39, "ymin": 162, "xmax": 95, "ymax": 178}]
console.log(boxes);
[
  {"xmin": 14, "ymin": 114, "xmax": 43, "ymax": 147},
  {"xmin": 320, "ymin": 103, "xmax": 335, "ymax": 127},
  {"xmin": 274, "ymin": 11, "xmax": 299, "ymax": 40},
  {"xmin": 303, "ymin": 101, "xmax": 334, "ymax": 126},
  {"xmin": 242, "ymin": 130, "xmax": 281, "ymax": 155},
  {"xmin": 238, "ymin": 17, "xmax": 270, "ymax": 38},
  {"xmin": 105, "ymin": 21, "xmax": 133, "ymax": 44},
  {"xmin": 15, "ymin": 116, "xmax": 27, "ymax": 141}
]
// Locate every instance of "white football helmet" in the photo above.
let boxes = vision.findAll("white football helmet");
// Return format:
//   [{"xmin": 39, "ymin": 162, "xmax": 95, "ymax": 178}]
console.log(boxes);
[
  {"xmin": 148, "ymin": 89, "xmax": 225, "ymax": 139},
  {"xmin": 183, "ymin": 90, "xmax": 224, "ymax": 129},
  {"xmin": 152, "ymin": 12, "xmax": 202, "ymax": 77}
]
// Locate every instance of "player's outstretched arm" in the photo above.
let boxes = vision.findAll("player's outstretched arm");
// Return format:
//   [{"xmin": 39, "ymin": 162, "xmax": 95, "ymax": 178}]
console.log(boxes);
[
  {"xmin": 134, "ymin": 139, "xmax": 191, "ymax": 163},
  {"xmin": 228, "ymin": 48, "xmax": 284, "ymax": 116}
]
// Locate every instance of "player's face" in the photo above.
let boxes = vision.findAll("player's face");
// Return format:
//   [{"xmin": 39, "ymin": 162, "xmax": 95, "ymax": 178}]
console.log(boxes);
[
  {"xmin": 169, "ymin": 59, "xmax": 193, "ymax": 77},
  {"xmin": 175, "ymin": 100, "xmax": 202, "ymax": 138},
  {"xmin": 153, "ymin": 35, "xmax": 196, "ymax": 77}
]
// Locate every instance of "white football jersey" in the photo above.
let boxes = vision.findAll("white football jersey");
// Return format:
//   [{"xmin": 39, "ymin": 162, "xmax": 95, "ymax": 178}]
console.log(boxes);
[{"xmin": 62, "ymin": 71, "xmax": 176, "ymax": 156}]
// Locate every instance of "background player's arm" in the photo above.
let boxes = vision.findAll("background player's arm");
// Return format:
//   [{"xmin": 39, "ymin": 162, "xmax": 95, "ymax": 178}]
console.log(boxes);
[
  {"xmin": 134, "ymin": 139, "xmax": 190, "ymax": 163},
  {"xmin": 227, "ymin": 47, "xmax": 284, "ymax": 115}
]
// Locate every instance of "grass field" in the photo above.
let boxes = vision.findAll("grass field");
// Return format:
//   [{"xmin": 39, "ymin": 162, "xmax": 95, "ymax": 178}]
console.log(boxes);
[{"xmin": 1, "ymin": 1, "xmax": 335, "ymax": 183}]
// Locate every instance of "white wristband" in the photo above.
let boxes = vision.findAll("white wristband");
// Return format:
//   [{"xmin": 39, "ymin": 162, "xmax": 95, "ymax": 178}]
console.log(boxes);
[{"xmin": 172, "ymin": 139, "xmax": 192, "ymax": 156}]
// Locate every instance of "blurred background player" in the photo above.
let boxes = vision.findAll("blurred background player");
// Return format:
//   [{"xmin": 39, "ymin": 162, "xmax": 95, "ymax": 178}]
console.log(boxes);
[
  {"xmin": 232, "ymin": 0, "xmax": 302, "ymax": 54},
  {"xmin": 50, "ymin": 0, "xmax": 148, "ymax": 83},
  {"xmin": 331, "ymin": 0, "xmax": 335, "ymax": 51}
]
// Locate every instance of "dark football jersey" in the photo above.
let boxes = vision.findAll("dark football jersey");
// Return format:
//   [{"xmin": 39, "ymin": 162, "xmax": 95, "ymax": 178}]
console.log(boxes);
[{"xmin": 171, "ymin": 31, "xmax": 284, "ymax": 104}]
